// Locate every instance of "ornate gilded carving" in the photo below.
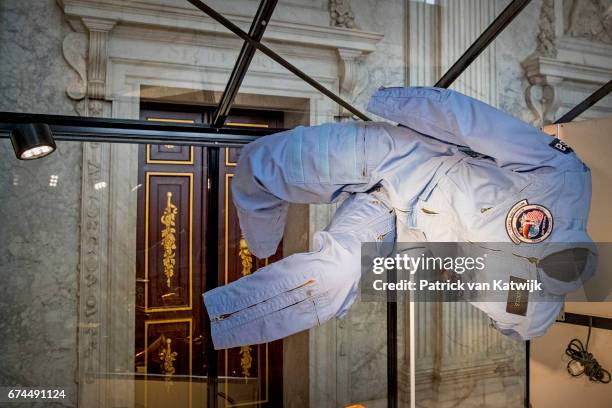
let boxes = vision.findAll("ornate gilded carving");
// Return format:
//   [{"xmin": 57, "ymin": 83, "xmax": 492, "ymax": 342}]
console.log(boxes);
[
  {"xmin": 329, "ymin": 0, "xmax": 357, "ymax": 29},
  {"xmin": 161, "ymin": 192, "xmax": 178, "ymax": 288},
  {"xmin": 240, "ymin": 345, "xmax": 253, "ymax": 379},
  {"xmin": 238, "ymin": 238, "xmax": 254, "ymax": 379},
  {"xmin": 158, "ymin": 335, "xmax": 178, "ymax": 389},
  {"xmin": 238, "ymin": 238, "xmax": 253, "ymax": 277}
]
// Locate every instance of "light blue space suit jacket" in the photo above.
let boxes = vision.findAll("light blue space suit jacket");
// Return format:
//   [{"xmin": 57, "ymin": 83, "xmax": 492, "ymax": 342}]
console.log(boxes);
[{"xmin": 203, "ymin": 87, "xmax": 596, "ymax": 349}]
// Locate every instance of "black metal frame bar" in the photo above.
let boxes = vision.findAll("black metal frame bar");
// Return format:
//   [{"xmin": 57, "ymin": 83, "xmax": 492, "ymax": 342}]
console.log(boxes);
[
  {"xmin": 555, "ymin": 79, "xmax": 612, "ymax": 124},
  {"xmin": 185, "ymin": 0, "xmax": 371, "ymax": 121},
  {"xmin": 558, "ymin": 312, "xmax": 612, "ymax": 331},
  {"xmin": 525, "ymin": 340, "xmax": 530, "ymax": 408},
  {"xmin": 387, "ymin": 268, "xmax": 398, "ymax": 408},
  {"xmin": 211, "ymin": 0, "xmax": 278, "ymax": 128},
  {"xmin": 0, "ymin": 111, "xmax": 281, "ymax": 146},
  {"xmin": 435, "ymin": 0, "xmax": 531, "ymax": 88},
  {"xmin": 205, "ymin": 147, "xmax": 221, "ymax": 408}
]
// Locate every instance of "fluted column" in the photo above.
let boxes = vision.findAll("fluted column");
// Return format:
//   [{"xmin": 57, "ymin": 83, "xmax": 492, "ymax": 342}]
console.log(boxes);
[
  {"xmin": 407, "ymin": 0, "xmax": 441, "ymax": 85},
  {"xmin": 440, "ymin": 0, "xmax": 497, "ymax": 105}
]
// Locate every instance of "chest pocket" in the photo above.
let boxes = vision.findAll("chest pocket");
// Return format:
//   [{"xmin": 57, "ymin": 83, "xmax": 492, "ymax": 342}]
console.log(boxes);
[
  {"xmin": 439, "ymin": 159, "xmax": 533, "ymax": 220},
  {"xmin": 444, "ymin": 160, "xmax": 532, "ymax": 214},
  {"xmin": 415, "ymin": 185, "xmax": 461, "ymax": 241},
  {"xmin": 425, "ymin": 160, "xmax": 533, "ymax": 242}
]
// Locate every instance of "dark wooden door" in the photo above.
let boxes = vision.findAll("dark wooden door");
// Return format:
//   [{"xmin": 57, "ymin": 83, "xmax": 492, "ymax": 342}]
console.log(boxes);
[
  {"xmin": 135, "ymin": 110, "xmax": 206, "ymax": 407},
  {"xmin": 135, "ymin": 105, "xmax": 284, "ymax": 408},
  {"xmin": 217, "ymin": 145, "xmax": 284, "ymax": 407}
]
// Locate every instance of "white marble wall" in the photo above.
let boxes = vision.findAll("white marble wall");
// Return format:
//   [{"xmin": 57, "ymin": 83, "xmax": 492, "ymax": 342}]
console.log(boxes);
[
  {"xmin": 350, "ymin": 0, "xmax": 407, "ymax": 104},
  {"xmin": 0, "ymin": 137, "xmax": 81, "ymax": 408},
  {"xmin": 0, "ymin": 0, "xmax": 79, "ymax": 115},
  {"xmin": 496, "ymin": 0, "xmax": 545, "ymax": 122},
  {"xmin": 0, "ymin": 1, "xmax": 80, "ymax": 407}
]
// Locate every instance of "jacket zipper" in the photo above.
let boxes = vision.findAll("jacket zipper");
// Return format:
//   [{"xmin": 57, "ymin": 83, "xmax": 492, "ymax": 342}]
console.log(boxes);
[
  {"xmin": 362, "ymin": 129, "xmax": 367, "ymax": 177},
  {"xmin": 212, "ymin": 279, "xmax": 316, "ymax": 322}
]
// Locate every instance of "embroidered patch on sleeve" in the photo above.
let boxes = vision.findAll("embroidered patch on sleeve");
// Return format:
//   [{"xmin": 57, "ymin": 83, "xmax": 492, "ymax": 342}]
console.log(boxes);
[
  {"xmin": 506, "ymin": 200, "xmax": 553, "ymax": 244},
  {"xmin": 549, "ymin": 138, "xmax": 573, "ymax": 154}
]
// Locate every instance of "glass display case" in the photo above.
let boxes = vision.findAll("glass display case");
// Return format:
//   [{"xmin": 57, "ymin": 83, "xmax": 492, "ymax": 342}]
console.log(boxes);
[{"xmin": 1, "ymin": 1, "xmax": 610, "ymax": 407}]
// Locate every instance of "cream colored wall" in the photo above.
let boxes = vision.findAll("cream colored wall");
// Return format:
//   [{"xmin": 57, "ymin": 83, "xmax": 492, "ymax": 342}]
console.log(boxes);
[
  {"xmin": 282, "ymin": 204, "xmax": 311, "ymax": 407},
  {"xmin": 533, "ymin": 119, "xmax": 612, "ymax": 408},
  {"xmin": 531, "ymin": 324, "xmax": 612, "ymax": 408},
  {"xmin": 544, "ymin": 118, "xmax": 612, "ymax": 310}
]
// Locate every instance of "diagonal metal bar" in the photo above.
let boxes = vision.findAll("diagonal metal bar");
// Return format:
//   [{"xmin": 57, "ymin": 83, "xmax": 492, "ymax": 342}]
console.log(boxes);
[
  {"xmin": 186, "ymin": 0, "xmax": 371, "ymax": 121},
  {"xmin": 435, "ymin": 0, "xmax": 531, "ymax": 88},
  {"xmin": 554, "ymin": 79, "xmax": 612, "ymax": 124},
  {"xmin": 212, "ymin": 0, "xmax": 278, "ymax": 128}
]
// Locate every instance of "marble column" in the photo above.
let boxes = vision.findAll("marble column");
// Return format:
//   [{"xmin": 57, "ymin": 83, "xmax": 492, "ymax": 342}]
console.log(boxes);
[
  {"xmin": 440, "ymin": 0, "xmax": 498, "ymax": 104},
  {"xmin": 407, "ymin": 0, "xmax": 441, "ymax": 86}
]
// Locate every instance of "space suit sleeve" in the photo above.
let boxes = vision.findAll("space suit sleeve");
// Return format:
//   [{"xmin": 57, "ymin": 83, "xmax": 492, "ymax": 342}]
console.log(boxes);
[
  {"xmin": 367, "ymin": 87, "xmax": 577, "ymax": 171},
  {"xmin": 232, "ymin": 122, "xmax": 375, "ymax": 258},
  {"xmin": 204, "ymin": 192, "xmax": 396, "ymax": 349}
]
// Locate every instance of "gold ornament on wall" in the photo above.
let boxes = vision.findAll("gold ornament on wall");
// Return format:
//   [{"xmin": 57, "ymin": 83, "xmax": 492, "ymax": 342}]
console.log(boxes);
[
  {"xmin": 158, "ymin": 334, "xmax": 178, "ymax": 390},
  {"xmin": 240, "ymin": 345, "xmax": 253, "ymax": 380},
  {"xmin": 238, "ymin": 238, "xmax": 253, "ymax": 276},
  {"xmin": 238, "ymin": 237, "xmax": 253, "ymax": 380},
  {"xmin": 161, "ymin": 191, "xmax": 178, "ymax": 288}
]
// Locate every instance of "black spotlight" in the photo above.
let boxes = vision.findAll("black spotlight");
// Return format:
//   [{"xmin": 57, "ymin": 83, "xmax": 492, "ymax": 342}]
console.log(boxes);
[{"xmin": 10, "ymin": 123, "xmax": 56, "ymax": 160}]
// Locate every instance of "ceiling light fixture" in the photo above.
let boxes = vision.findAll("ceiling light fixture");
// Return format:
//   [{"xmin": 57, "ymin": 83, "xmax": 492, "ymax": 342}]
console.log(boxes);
[{"xmin": 10, "ymin": 123, "xmax": 56, "ymax": 160}]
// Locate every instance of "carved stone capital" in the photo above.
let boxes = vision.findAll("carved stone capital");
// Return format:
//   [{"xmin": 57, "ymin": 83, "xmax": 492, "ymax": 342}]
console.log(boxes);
[
  {"xmin": 62, "ymin": 32, "xmax": 88, "ymax": 101},
  {"xmin": 82, "ymin": 18, "xmax": 116, "ymax": 101},
  {"xmin": 81, "ymin": 17, "xmax": 117, "ymax": 33},
  {"xmin": 523, "ymin": 63, "xmax": 563, "ymax": 126},
  {"xmin": 62, "ymin": 16, "xmax": 116, "ymax": 111},
  {"xmin": 337, "ymin": 48, "xmax": 363, "ymax": 95}
]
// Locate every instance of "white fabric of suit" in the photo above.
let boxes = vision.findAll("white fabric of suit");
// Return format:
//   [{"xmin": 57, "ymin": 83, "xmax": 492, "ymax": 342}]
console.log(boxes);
[{"xmin": 203, "ymin": 87, "xmax": 596, "ymax": 349}]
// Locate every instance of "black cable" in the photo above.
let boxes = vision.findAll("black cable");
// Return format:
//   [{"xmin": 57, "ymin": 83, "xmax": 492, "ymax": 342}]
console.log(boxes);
[{"xmin": 564, "ymin": 316, "xmax": 611, "ymax": 384}]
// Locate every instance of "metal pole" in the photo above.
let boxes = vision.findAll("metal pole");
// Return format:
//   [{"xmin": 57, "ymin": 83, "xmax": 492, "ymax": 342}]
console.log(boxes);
[
  {"xmin": 206, "ymin": 147, "xmax": 221, "ymax": 408},
  {"xmin": 185, "ymin": 0, "xmax": 371, "ymax": 121},
  {"xmin": 525, "ymin": 340, "xmax": 530, "ymax": 408},
  {"xmin": 554, "ymin": 80, "xmax": 612, "ymax": 124},
  {"xmin": 211, "ymin": 0, "xmax": 278, "ymax": 128},
  {"xmin": 434, "ymin": 0, "xmax": 531, "ymax": 88},
  {"xmin": 387, "ymin": 267, "xmax": 398, "ymax": 408}
]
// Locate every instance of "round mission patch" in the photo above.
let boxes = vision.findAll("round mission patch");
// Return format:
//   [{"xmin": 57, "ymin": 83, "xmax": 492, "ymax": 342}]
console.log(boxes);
[{"xmin": 505, "ymin": 199, "xmax": 553, "ymax": 244}]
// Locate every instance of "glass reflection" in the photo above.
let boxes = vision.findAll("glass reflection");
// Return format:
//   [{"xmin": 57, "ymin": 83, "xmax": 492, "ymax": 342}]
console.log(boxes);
[{"xmin": 1, "ymin": 0, "xmax": 611, "ymax": 406}]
